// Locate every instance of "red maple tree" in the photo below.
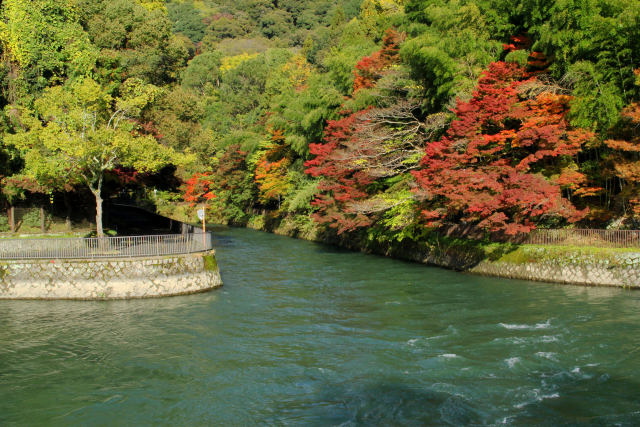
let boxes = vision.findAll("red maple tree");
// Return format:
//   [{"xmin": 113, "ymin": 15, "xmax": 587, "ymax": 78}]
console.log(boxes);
[
  {"xmin": 305, "ymin": 111, "xmax": 376, "ymax": 233},
  {"xmin": 353, "ymin": 28, "xmax": 404, "ymax": 93},
  {"xmin": 184, "ymin": 172, "xmax": 216, "ymax": 207},
  {"xmin": 411, "ymin": 61, "xmax": 589, "ymax": 235}
]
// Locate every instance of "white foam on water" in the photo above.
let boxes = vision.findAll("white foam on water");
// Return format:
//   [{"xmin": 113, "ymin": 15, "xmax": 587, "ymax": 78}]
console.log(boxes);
[
  {"xmin": 540, "ymin": 392, "xmax": 560, "ymax": 400},
  {"xmin": 535, "ymin": 352, "xmax": 558, "ymax": 361},
  {"xmin": 440, "ymin": 353, "xmax": 457, "ymax": 358},
  {"xmin": 505, "ymin": 357, "xmax": 520, "ymax": 368},
  {"xmin": 499, "ymin": 319, "xmax": 552, "ymax": 330},
  {"xmin": 568, "ymin": 366, "xmax": 596, "ymax": 380},
  {"xmin": 407, "ymin": 338, "xmax": 418, "ymax": 346},
  {"xmin": 514, "ymin": 390, "xmax": 560, "ymax": 409},
  {"xmin": 539, "ymin": 335, "xmax": 560, "ymax": 343},
  {"xmin": 426, "ymin": 326, "xmax": 459, "ymax": 342}
]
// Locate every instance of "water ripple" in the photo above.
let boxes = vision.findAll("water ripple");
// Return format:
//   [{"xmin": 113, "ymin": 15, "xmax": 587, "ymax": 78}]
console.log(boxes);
[{"xmin": 1, "ymin": 227, "xmax": 639, "ymax": 425}]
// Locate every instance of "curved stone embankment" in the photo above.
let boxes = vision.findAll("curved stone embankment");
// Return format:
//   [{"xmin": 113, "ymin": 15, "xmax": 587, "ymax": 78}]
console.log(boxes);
[
  {"xmin": 467, "ymin": 247, "xmax": 640, "ymax": 288},
  {"xmin": 0, "ymin": 251, "xmax": 222, "ymax": 300}
]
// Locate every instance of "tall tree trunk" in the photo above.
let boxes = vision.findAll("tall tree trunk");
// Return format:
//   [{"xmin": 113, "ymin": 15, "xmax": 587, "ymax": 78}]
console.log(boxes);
[
  {"xmin": 40, "ymin": 205, "xmax": 45, "ymax": 233},
  {"xmin": 63, "ymin": 192, "xmax": 72, "ymax": 230},
  {"xmin": 94, "ymin": 191, "xmax": 104, "ymax": 237},
  {"xmin": 90, "ymin": 175, "xmax": 104, "ymax": 237},
  {"xmin": 9, "ymin": 205, "xmax": 15, "ymax": 233}
]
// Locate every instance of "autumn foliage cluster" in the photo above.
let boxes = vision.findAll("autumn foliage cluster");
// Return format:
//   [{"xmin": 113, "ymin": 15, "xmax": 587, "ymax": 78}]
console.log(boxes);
[
  {"xmin": 5, "ymin": 0, "xmax": 639, "ymax": 242},
  {"xmin": 305, "ymin": 111, "xmax": 375, "ymax": 233},
  {"xmin": 184, "ymin": 172, "xmax": 216, "ymax": 207},
  {"xmin": 411, "ymin": 62, "xmax": 592, "ymax": 234},
  {"xmin": 353, "ymin": 29, "xmax": 404, "ymax": 92},
  {"xmin": 304, "ymin": 60, "xmax": 597, "ymax": 235},
  {"xmin": 254, "ymin": 130, "xmax": 291, "ymax": 205}
]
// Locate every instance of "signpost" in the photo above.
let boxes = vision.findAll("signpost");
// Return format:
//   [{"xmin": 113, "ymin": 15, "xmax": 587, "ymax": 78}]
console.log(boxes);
[{"xmin": 197, "ymin": 207, "xmax": 206, "ymax": 248}]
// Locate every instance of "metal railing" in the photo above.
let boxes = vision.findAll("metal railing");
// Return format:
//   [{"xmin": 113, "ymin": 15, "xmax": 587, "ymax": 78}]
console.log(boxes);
[
  {"xmin": 0, "ymin": 232, "xmax": 213, "ymax": 260},
  {"xmin": 524, "ymin": 229, "xmax": 640, "ymax": 248}
]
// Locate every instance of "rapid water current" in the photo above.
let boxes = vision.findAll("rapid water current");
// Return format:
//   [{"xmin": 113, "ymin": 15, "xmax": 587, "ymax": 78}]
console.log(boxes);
[{"xmin": 1, "ymin": 227, "xmax": 639, "ymax": 425}]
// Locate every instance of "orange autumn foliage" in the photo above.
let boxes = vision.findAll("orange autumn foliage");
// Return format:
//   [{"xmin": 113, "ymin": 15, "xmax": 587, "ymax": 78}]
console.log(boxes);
[
  {"xmin": 602, "ymin": 74, "xmax": 640, "ymax": 215},
  {"xmin": 353, "ymin": 28, "xmax": 404, "ymax": 93},
  {"xmin": 411, "ymin": 62, "xmax": 590, "ymax": 235},
  {"xmin": 184, "ymin": 172, "xmax": 216, "ymax": 207},
  {"xmin": 254, "ymin": 129, "xmax": 291, "ymax": 204}
]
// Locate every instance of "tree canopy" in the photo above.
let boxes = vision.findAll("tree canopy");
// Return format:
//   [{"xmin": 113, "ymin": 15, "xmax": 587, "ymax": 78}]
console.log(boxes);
[{"xmin": 1, "ymin": 0, "xmax": 640, "ymax": 242}]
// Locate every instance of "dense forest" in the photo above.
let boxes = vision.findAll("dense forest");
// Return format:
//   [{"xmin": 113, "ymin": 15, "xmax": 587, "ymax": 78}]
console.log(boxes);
[{"xmin": 0, "ymin": 0, "xmax": 639, "ymax": 244}]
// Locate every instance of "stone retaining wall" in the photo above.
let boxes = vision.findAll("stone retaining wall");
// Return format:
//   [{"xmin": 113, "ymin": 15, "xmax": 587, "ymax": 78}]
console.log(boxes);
[
  {"xmin": 468, "ymin": 247, "xmax": 640, "ymax": 288},
  {"xmin": 0, "ymin": 251, "xmax": 222, "ymax": 300}
]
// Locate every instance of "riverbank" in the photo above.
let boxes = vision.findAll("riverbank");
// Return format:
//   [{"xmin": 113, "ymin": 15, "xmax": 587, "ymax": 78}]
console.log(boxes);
[
  {"xmin": 246, "ymin": 214, "xmax": 640, "ymax": 288},
  {"xmin": 163, "ymin": 206, "xmax": 640, "ymax": 288}
]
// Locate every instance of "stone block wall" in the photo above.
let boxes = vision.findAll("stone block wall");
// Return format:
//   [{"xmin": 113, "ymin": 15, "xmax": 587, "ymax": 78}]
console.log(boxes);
[
  {"xmin": 0, "ymin": 251, "xmax": 222, "ymax": 300},
  {"xmin": 469, "ymin": 247, "xmax": 640, "ymax": 288}
]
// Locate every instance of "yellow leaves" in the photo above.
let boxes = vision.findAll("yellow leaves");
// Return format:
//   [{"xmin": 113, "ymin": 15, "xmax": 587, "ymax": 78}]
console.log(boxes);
[
  {"xmin": 116, "ymin": 78, "xmax": 161, "ymax": 117},
  {"xmin": 280, "ymin": 54, "xmax": 312, "ymax": 90},
  {"xmin": 254, "ymin": 157, "xmax": 291, "ymax": 203},
  {"xmin": 573, "ymin": 186, "xmax": 604, "ymax": 197},
  {"xmin": 552, "ymin": 167, "xmax": 587, "ymax": 190},
  {"xmin": 0, "ymin": 0, "xmax": 95, "ymax": 76},
  {"xmin": 360, "ymin": 0, "xmax": 404, "ymax": 18},
  {"xmin": 0, "ymin": 20, "xmax": 8, "ymax": 56},
  {"xmin": 72, "ymin": 78, "xmax": 111, "ymax": 107},
  {"xmin": 220, "ymin": 52, "xmax": 259, "ymax": 74},
  {"xmin": 138, "ymin": 0, "xmax": 167, "ymax": 13},
  {"xmin": 0, "ymin": 0, "xmax": 30, "ymax": 65}
]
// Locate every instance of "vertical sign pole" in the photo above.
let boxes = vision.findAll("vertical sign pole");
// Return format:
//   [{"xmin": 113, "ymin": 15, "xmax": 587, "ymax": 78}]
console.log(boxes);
[{"xmin": 202, "ymin": 205, "xmax": 206, "ymax": 249}]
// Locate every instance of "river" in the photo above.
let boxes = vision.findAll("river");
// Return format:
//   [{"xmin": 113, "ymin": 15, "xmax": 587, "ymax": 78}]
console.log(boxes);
[{"xmin": 1, "ymin": 227, "xmax": 639, "ymax": 425}]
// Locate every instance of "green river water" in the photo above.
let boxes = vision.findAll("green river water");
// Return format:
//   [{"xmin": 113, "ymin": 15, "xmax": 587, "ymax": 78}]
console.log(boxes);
[{"xmin": 1, "ymin": 227, "xmax": 639, "ymax": 425}]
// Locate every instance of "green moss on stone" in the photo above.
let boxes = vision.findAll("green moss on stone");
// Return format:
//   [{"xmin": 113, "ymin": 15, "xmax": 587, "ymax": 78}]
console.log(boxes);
[
  {"xmin": 493, "ymin": 244, "xmax": 640, "ymax": 268},
  {"xmin": 203, "ymin": 254, "xmax": 218, "ymax": 271}
]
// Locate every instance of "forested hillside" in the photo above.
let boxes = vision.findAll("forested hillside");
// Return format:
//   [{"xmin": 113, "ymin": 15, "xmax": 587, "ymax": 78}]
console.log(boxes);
[{"xmin": 0, "ymin": 0, "xmax": 639, "ymax": 242}]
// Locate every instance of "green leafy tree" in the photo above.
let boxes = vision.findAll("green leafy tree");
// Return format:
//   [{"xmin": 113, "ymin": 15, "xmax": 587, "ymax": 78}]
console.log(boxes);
[
  {"xmin": 401, "ymin": 1, "xmax": 501, "ymax": 111},
  {"xmin": 8, "ymin": 78, "xmax": 178, "ymax": 236},
  {"xmin": 204, "ymin": 15, "xmax": 251, "ymax": 43},
  {"xmin": 181, "ymin": 52, "xmax": 223, "ymax": 93},
  {"xmin": 167, "ymin": 1, "xmax": 206, "ymax": 44},
  {"xmin": 79, "ymin": 0, "xmax": 188, "ymax": 85},
  {"xmin": 259, "ymin": 9, "xmax": 294, "ymax": 39},
  {"xmin": 0, "ymin": 0, "xmax": 98, "ymax": 97}
]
